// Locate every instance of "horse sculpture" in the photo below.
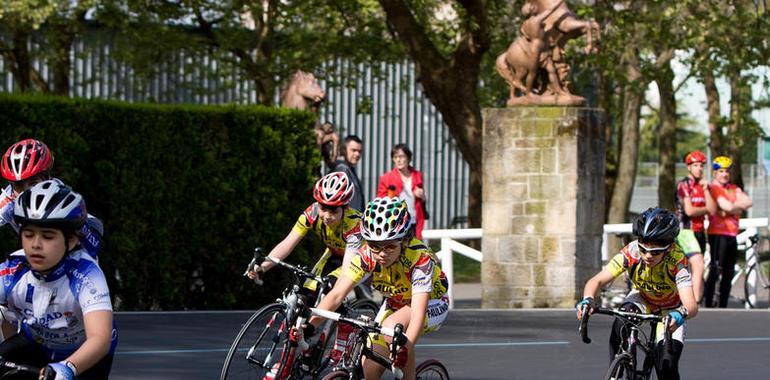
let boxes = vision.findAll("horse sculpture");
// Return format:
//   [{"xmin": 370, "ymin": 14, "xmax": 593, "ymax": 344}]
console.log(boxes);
[
  {"xmin": 496, "ymin": 0, "xmax": 600, "ymax": 106},
  {"xmin": 280, "ymin": 70, "xmax": 338, "ymax": 166}
]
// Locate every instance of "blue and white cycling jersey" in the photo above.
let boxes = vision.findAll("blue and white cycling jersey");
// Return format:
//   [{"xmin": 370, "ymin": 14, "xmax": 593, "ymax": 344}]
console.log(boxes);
[
  {"xmin": 0, "ymin": 248, "xmax": 118, "ymax": 361},
  {"xmin": 0, "ymin": 184, "xmax": 103, "ymax": 259}
]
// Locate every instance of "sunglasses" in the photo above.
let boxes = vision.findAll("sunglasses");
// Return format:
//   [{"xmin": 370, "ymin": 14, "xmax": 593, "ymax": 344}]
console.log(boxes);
[
  {"xmin": 318, "ymin": 204, "xmax": 340, "ymax": 213},
  {"xmin": 368, "ymin": 240, "xmax": 399, "ymax": 253},
  {"xmin": 638, "ymin": 242, "xmax": 671, "ymax": 256}
]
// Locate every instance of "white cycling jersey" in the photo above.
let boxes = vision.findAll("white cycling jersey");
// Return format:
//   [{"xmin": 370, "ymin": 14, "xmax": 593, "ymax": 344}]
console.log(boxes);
[{"xmin": 0, "ymin": 248, "xmax": 117, "ymax": 360}]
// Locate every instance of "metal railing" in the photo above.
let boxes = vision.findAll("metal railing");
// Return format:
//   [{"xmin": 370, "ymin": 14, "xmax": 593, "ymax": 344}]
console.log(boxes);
[{"xmin": 422, "ymin": 228, "xmax": 482, "ymax": 309}]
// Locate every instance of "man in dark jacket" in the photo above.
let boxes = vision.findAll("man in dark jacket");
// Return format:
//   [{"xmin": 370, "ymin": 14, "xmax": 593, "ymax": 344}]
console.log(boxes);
[{"xmin": 329, "ymin": 135, "xmax": 364, "ymax": 212}]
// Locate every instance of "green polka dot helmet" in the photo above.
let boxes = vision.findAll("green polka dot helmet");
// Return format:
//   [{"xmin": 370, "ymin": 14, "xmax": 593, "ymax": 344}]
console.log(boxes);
[{"xmin": 361, "ymin": 197, "xmax": 413, "ymax": 241}]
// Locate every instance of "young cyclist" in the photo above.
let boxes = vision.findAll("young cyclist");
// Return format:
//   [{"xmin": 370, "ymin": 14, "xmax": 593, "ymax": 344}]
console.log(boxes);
[
  {"xmin": 705, "ymin": 156, "xmax": 752, "ymax": 308},
  {"xmin": 309, "ymin": 197, "xmax": 449, "ymax": 380},
  {"xmin": 0, "ymin": 139, "xmax": 104, "ymax": 259},
  {"xmin": 0, "ymin": 180, "xmax": 117, "ymax": 379},
  {"xmin": 577, "ymin": 208, "xmax": 698, "ymax": 380},
  {"xmin": 674, "ymin": 150, "xmax": 716, "ymax": 303}
]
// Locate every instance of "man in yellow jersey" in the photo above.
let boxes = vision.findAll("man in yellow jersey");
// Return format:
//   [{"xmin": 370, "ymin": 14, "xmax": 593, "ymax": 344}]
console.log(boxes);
[{"xmin": 577, "ymin": 208, "xmax": 698, "ymax": 380}]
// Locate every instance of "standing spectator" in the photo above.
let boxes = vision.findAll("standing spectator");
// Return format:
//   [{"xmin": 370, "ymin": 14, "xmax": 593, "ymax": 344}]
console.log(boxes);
[
  {"xmin": 705, "ymin": 156, "xmax": 752, "ymax": 308},
  {"xmin": 329, "ymin": 135, "xmax": 364, "ymax": 212},
  {"xmin": 377, "ymin": 144, "xmax": 428, "ymax": 239},
  {"xmin": 674, "ymin": 150, "xmax": 716, "ymax": 303}
]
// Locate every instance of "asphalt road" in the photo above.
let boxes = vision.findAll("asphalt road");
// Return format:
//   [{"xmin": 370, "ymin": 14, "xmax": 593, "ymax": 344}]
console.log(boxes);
[{"xmin": 111, "ymin": 308, "xmax": 770, "ymax": 379}]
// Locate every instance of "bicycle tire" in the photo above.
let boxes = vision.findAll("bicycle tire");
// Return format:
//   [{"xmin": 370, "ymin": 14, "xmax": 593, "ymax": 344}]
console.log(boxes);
[
  {"xmin": 604, "ymin": 353, "xmax": 635, "ymax": 380},
  {"xmin": 416, "ymin": 359, "xmax": 450, "ymax": 380},
  {"xmin": 220, "ymin": 303, "xmax": 292, "ymax": 380},
  {"xmin": 744, "ymin": 257, "xmax": 770, "ymax": 309},
  {"xmin": 321, "ymin": 369, "xmax": 350, "ymax": 380},
  {"xmin": 349, "ymin": 299, "xmax": 380, "ymax": 319}
]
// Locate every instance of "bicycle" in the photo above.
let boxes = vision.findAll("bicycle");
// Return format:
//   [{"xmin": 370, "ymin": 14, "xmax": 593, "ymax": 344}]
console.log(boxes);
[
  {"xmin": 220, "ymin": 248, "xmax": 380, "ymax": 380},
  {"xmin": 311, "ymin": 308, "xmax": 450, "ymax": 380},
  {"xmin": 704, "ymin": 228, "xmax": 770, "ymax": 308},
  {"xmin": 579, "ymin": 306, "xmax": 673, "ymax": 380},
  {"xmin": 0, "ymin": 357, "xmax": 55, "ymax": 379}
]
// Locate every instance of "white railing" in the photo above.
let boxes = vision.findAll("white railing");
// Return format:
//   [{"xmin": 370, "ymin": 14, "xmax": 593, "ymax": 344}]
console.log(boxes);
[
  {"xmin": 602, "ymin": 218, "xmax": 769, "ymax": 309},
  {"xmin": 422, "ymin": 228, "xmax": 483, "ymax": 309}
]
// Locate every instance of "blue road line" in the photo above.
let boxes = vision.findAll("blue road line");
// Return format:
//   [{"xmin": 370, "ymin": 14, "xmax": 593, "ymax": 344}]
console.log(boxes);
[{"xmin": 114, "ymin": 337, "xmax": 770, "ymax": 355}]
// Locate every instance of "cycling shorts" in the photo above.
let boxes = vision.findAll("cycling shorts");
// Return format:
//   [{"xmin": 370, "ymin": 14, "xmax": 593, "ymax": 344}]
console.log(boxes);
[{"xmin": 369, "ymin": 294, "xmax": 449, "ymax": 349}]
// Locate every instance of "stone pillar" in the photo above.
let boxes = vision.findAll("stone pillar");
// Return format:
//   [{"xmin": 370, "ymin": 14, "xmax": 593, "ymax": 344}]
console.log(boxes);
[{"xmin": 481, "ymin": 107, "xmax": 605, "ymax": 308}]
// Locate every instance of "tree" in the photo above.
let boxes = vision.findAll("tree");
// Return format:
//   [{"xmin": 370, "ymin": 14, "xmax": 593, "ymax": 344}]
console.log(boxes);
[{"xmin": 0, "ymin": 0, "xmax": 95, "ymax": 94}]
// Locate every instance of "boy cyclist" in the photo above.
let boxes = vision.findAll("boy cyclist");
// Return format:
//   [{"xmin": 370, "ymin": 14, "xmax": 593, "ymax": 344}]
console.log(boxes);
[
  {"xmin": 0, "ymin": 139, "xmax": 103, "ymax": 258},
  {"xmin": 0, "ymin": 180, "xmax": 117, "ymax": 379},
  {"xmin": 577, "ymin": 208, "xmax": 698, "ymax": 380},
  {"xmin": 674, "ymin": 150, "xmax": 716, "ymax": 303},
  {"xmin": 248, "ymin": 171, "xmax": 361, "ymax": 287},
  {"xmin": 309, "ymin": 197, "xmax": 449, "ymax": 380}
]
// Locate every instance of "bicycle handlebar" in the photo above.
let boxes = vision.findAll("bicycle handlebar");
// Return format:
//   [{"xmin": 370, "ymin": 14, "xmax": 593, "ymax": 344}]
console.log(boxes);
[
  {"xmin": 0, "ymin": 358, "xmax": 53, "ymax": 379},
  {"xmin": 579, "ymin": 306, "xmax": 673, "ymax": 345},
  {"xmin": 245, "ymin": 247, "xmax": 327, "ymax": 286}
]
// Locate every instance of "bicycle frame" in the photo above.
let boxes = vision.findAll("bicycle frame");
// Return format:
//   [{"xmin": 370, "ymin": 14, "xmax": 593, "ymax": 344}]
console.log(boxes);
[
  {"xmin": 580, "ymin": 306, "xmax": 672, "ymax": 379},
  {"xmin": 311, "ymin": 308, "xmax": 407, "ymax": 380}
]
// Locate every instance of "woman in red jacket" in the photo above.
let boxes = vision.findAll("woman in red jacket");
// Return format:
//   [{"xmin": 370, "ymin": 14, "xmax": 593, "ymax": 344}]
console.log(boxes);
[{"xmin": 377, "ymin": 144, "xmax": 428, "ymax": 238}]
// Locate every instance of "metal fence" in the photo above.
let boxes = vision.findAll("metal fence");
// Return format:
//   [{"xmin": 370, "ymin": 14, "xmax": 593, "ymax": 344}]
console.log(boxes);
[{"xmin": 0, "ymin": 30, "xmax": 469, "ymax": 229}]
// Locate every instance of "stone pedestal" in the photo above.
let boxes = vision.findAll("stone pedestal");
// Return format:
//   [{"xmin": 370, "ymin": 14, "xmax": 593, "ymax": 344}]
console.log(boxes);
[{"xmin": 481, "ymin": 107, "xmax": 605, "ymax": 308}]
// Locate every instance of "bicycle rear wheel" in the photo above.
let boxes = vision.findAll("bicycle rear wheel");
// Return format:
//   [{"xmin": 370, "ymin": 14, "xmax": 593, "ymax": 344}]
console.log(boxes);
[
  {"xmin": 745, "ymin": 255, "xmax": 770, "ymax": 308},
  {"xmin": 220, "ymin": 303, "xmax": 292, "ymax": 380},
  {"xmin": 604, "ymin": 353, "xmax": 635, "ymax": 380},
  {"xmin": 416, "ymin": 359, "xmax": 450, "ymax": 380}
]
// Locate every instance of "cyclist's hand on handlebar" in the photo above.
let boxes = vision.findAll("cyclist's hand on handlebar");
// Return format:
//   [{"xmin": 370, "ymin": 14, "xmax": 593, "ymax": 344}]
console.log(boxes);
[
  {"xmin": 392, "ymin": 344, "xmax": 409, "ymax": 369},
  {"xmin": 246, "ymin": 266, "xmax": 264, "ymax": 285},
  {"xmin": 41, "ymin": 362, "xmax": 73, "ymax": 380},
  {"xmin": 667, "ymin": 310, "xmax": 685, "ymax": 332},
  {"xmin": 575, "ymin": 297, "xmax": 595, "ymax": 320}
]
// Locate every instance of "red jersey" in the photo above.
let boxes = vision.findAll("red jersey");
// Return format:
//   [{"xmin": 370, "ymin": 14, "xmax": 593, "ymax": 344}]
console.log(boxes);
[
  {"xmin": 675, "ymin": 176, "xmax": 706, "ymax": 232},
  {"xmin": 708, "ymin": 182, "xmax": 742, "ymax": 237}
]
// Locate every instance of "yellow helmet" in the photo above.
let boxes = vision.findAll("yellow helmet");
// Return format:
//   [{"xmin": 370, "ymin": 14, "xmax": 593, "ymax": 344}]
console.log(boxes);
[{"xmin": 712, "ymin": 156, "xmax": 732, "ymax": 170}]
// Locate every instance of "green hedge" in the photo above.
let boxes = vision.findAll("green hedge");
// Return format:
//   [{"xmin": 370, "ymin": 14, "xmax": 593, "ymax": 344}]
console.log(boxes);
[{"xmin": 0, "ymin": 94, "xmax": 322, "ymax": 310}]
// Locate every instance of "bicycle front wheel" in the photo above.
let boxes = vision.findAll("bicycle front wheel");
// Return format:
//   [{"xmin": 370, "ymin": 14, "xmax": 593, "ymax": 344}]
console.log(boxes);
[
  {"xmin": 220, "ymin": 303, "xmax": 291, "ymax": 380},
  {"xmin": 604, "ymin": 353, "xmax": 635, "ymax": 380},
  {"xmin": 349, "ymin": 299, "xmax": 380, "ymax": 319},
  {"xmin": 745, "ymin": 257, "xmax": 770, "ymax": 308},
  {"xmin": 416, "ymin": 359, "xmax": 450, "ymax": 380}
]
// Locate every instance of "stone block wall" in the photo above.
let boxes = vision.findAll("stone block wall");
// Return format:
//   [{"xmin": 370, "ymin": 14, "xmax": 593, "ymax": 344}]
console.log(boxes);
[{"xmin": 481, "ymin": 107, "xmax": 606, "ymax": 308}]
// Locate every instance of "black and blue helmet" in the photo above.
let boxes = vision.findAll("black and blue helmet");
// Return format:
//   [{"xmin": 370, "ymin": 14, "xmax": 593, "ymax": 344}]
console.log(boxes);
[{"xmin": 633, "ymin": 207, "xmax": 680, "ymax": 244}]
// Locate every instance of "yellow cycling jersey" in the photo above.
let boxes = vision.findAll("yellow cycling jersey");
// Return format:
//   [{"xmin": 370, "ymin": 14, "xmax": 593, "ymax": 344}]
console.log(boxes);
[
  {"xmin": 606, "ymin": 241, "xmax": 692, "ymax": 309},
  {"xmin": 344, "ymin": 238, "xmax": 448, "ymax": 309},
  {"xmin": 292, "ymin": 203, "xmax": 362, "ymax": 257}
]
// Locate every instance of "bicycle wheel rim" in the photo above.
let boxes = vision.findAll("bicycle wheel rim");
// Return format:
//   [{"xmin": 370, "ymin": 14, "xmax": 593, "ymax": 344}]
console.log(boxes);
[
  {"xmin": 416, "ymin": 359, "xmax": 450, "ymax": 380},
  {"xmin": 220, "ymin": 303, "xmax": 291, "ymax": 380},
  {"xmin": 605, "ymin": 353, "xmax": 634, "ymax": 380},
  {"xmin": 349, "ymin": 299, "xmax": 380, "ymax": 320}
]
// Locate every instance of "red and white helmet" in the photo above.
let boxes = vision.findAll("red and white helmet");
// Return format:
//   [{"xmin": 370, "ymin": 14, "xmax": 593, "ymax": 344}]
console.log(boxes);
[
  {"xmin": 313, "ymin": 172, "xmax": 354, "ymax": 207},
  {"xmin": 1, "ymin": 139, "xmax": 54, "ymax": 182},
  {"xmin": 684, "ymin": 150, "xmax": 707, "ymax": 165}
]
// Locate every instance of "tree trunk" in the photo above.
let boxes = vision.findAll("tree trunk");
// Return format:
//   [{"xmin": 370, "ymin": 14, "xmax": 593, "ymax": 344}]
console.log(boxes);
[
  {"xmin": 11, "ymin": 29, "xmax": 31, "ymax": 92},
  {"xmin": 607, "ymin": 45, "xmax": 643, "ymax": 253},
  {"xmin": 703, "ymin": 67, "xmax": 724, "ymax": 156},
  {"xmin": 728, "ymin": 73, "xmax": 745, "ymax": 189},
  {"xmin": 49, "ymin": 26, "xmax": 75, "ymax": 96},
  {"xmin": 378, "ymin": 0, "xmax": 487, "ymax": 228},
  {"xmin": 657, "ymin": 60, "xmax": 677, "ymax": 210}
]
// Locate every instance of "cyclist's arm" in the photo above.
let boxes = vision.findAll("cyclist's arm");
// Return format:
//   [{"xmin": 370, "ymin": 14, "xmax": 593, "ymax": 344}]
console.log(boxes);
[
  {"xmin": 678, "ymin": 286, "xmax": 698, "ymax": 320},
  {"xmin": 734, "ymin": 191, "xmax": 752, "ymax": 210},
  {"xmin": 309, "ymin": 275, "xmax": 355, "ymax": 328},
  {"xmin": 715, "ymin": 196, "xmax": 741, "ymax": 214},
  {"xmin": 682, "ymin": 197, "xmax": 708, "ymax": 217},
  {"xmin": 704, "ymin": 185, "xmax": 718, "ymax": 215},
  {"xmin": 64, "ymin": 310, "xmax": 112, "ymax": 374},
  {"xmin": 0, "ymin": 319, "xmax": 14, "ymax": 340},
  {"xmin": 406, "ymin": 292, "xmax": 429, "ymax": 346},
  {"xmin": 260, "ymin": 230, "xmax": 303, "ymax": 272},
  {"xmin": 582, "ymin": 268, "xmax": 616, "ymax": 299}
]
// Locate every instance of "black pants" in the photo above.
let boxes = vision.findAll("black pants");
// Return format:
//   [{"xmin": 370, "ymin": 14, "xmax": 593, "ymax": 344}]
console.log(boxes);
[
  {"xmin": 0, "ymin": 334, "xmax": 113, "ymax": 379},
  {"xmin": 704, "ymin": 234, "xmax": 738, "ymax": 308},
  {"xmin": 609, "ymin": 303, "xmax": 683, "ymax": 380},
  {"xmin": 694, "ymin": 231, "xmax": 706, "ymax": 254}
]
